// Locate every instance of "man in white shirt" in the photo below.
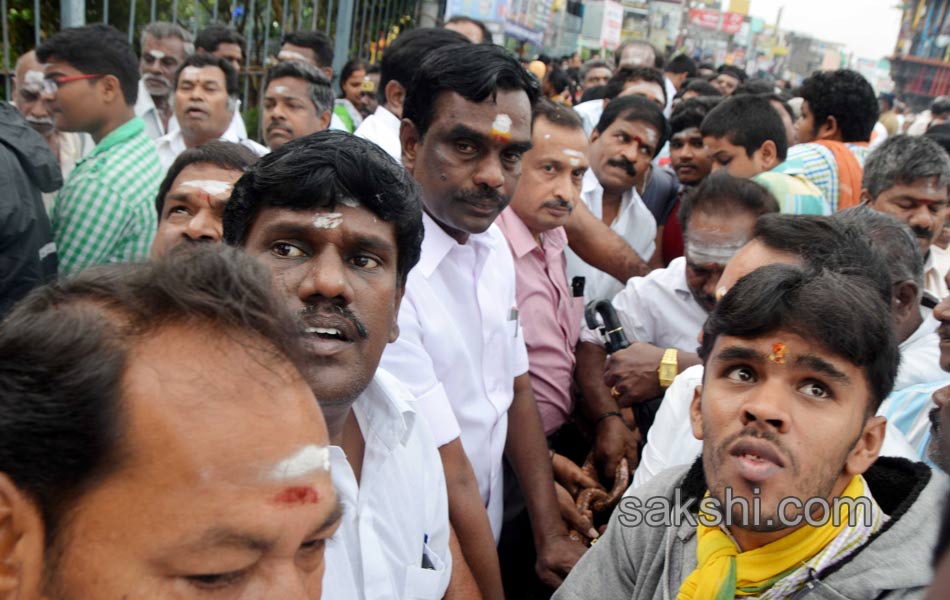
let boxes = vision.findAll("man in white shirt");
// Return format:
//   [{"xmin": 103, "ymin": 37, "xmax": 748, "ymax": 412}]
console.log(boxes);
[
  {"xmin": 381, "ymin": 43, "xmax": 587, "ymax": 595},
  {"xmin": 224, "ymin": 131, "xmax": 472, "ymax": 599},
  {"xmin": 862, "ymin": 134, "xmax": 950, "ymax": 299},
  {"xmin": 577, "ymin": 175, "xmax": 780, "ymax": 484},
  {"xmin": 155, "ymin": 54, "xmax": 266, "ymax": 169},
  {"xmin": 573, "ymin": 65, "xmax": 667, "ymax": 137},
  {"xmin": 135, "ymin": 22, "xmax": 192, "ymax": 140},
  {"xmin": 355, "ymin": 27, "xmax": 469, "ymax": 163},
  {"xmin": 633, "ymin": 214, "xmax": 923, "ymax": 490},
  {"xmin": 566, "ymin": 94, "xmax": 667, "ymax": 303}
]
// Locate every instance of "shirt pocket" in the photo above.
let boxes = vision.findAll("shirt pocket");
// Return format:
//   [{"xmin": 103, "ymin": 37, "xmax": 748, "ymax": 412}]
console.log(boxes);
[{"xmin": 402, "ymin": 542, "xmax": 447, "ymax": 600}]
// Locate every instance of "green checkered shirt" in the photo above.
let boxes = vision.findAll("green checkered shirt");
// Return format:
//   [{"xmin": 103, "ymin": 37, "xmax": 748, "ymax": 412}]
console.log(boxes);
[{"xmin": 52, "ymin": 116, "xmax": 161, "ymax": 275}]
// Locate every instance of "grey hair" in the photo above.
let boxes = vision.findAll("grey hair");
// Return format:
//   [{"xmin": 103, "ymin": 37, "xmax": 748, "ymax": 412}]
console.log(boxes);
[
  {"xmin": 834, "ymin": 205, "xmax": 924, "ymax": 292},
  {"xmin": 862, "ymin": 134, "xmax": 950, "ymax": 199},
  {"xmin": 579, "ymin": 58, "xmax": 611, "ymax": 81},
  {"xmin": 264, "ymin": 60, "xmax": 334, "ymax": 114},
  {"xmin": 142, "ymin": 21, "xmax": 196, "ymax": 56}
]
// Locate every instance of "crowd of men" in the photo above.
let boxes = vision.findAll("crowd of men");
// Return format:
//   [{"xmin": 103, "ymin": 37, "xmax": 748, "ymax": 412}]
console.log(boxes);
[{"xmin": 5, "ymin": 13, "xmax": 950, "ymax": 599}]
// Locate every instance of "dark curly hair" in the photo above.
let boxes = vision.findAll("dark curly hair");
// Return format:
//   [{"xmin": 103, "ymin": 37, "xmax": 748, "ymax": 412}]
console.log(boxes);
[{"xmin": 798, "ymin": 70, "xmax": 879, "ymax": 143}]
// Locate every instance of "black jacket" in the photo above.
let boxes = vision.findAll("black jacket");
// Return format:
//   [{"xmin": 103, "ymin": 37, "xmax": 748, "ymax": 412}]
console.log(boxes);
[{"xmin": 0, "ymin": 103, "xmax": 61, "ymax": 316}]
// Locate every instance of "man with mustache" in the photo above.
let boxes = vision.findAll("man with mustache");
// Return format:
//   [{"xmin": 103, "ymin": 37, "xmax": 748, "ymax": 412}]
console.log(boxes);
[
  {"xmin": 566, "ymin": 94, "xmax": 666, "ymax": 304},
  {"xmin": 135, "ymin": 22, "xmax": 193, "ymax": 140},
  {"xmin": 577, "ymin": 174, "xmax": 779, "ymax": 484},
  {"xmin": 155, "ymin": 54, "xmax": 266, "ymax": 169},
  {"xmin": 556, "ymin": 264, "xmax": 946, "ymax": 599},
  {"xmin": 13, "ymin": 49, "xmax": 94, "ymax": 212},
  {"xmin": 381, "ymin": 43, "xmax": 587, "ymax": 596},
  {"xmin": 927, "ymin": 295, "xmax": 950, "ymax": 471},
  {"xmin": 224, "ymin": 131, "xmax": 474, "ymax": 599},
  {"xmin": 150, "ymin": 141, "xmax": 259, "ymax": 257},
  {"xmin": 862, "ymin": 134, "xmax": 950, "ymax": 299},
  {"xmin": 262, "ymin": 61, "xmax": 333, "ymax": 151}
]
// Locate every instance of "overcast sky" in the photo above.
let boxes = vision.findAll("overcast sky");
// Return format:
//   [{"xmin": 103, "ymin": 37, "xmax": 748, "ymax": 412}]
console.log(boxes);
[{"xmin": 747, "ymin": 0, "xmax": 904, "ymax": 61}]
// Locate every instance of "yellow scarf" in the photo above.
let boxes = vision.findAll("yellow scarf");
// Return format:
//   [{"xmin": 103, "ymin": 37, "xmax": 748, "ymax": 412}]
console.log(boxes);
[{"xmin": 677, "ymin": 476, "xmax": 863, "ymax": 600}]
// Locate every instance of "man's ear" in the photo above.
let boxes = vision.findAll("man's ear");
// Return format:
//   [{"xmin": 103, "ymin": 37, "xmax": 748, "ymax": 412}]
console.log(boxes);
[
  {"xmin": 384, "ymin": 80, "xmax": 406, "ymax": 118},
  {"xmin": 817, "ymin": 115, "xmax": 839, "ymax": 140},
  {"xmin": 0, "ymin": 473, "xmax": 47, "ymax": 599},
  {"xmin": 860, "ymin": 189, "xmax": 874, "ymax": 205},
  {"xmin": 388, "ymin": 284, "xmax": 405, "ymax": 344},
  {"xmin": 321, "ymin": 66, "xmax": 333, "ymax": 81},
  {"xmin": 589, "ymin": 128, "xmax": 601, "ymax": 145},
  {"xmin": 99, "ymin": 74, "xmax": 123, "ymax": 105},
  {"xmin": 756, "ymin": 139, "xmax": 779, "ymax": 170},
  {"xmin": 893, "ymin": 280, "xmax": 918, "ymax": 319},
  {"xmin": 844, "ymin": 415, "xmax": 886, "ymax": 476},
  {"xmin": 400, "ymin": 119, "xmax": 420, "ymax": 175},
  {"xmin": 319, "ymin": 109, "xmax": 332, "ymax": 131},
  {"xmin": 689, "ymin": 385, "xmax": 704, "ymax": 441}
]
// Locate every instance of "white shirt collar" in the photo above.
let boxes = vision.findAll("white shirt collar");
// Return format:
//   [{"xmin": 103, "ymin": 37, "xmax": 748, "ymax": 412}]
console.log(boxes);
[
  {"xmin": 416, "ymin": 211, "xmax": 494, "ymax": 278},
  {"xmin": 353, "ymin": 369, "xmax": 417, "ymax": 451}
]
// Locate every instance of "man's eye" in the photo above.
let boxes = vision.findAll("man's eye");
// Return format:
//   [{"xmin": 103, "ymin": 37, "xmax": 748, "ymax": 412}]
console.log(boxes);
[
  {"xmin": 272, "ymin": 242, "xmax": 306, "ymax": 258},
  {"xmin": 799, "ymin": 381, "xmax": 831, "ymax": 399},
  {"xmin": 639, "ymin": 146, "xmax": 652, "ymax": 156},
  {"xmin": 502, "ymin": 151, "xmax": 523, "ymax": 165},
  {"xmin": 168, "ymin": 205, "xmax": 191, "ymax": 217},
  {"xmin": 717, "ymin": 157, "xmax": 732, "ymax": 166},
  {"xmin": 184, "ymin": 570, "xmax": 246, "ymax": 590},
  {"xmin": 300, "ymin": 538, "xmax": 327, "ymax": 554},
  {"xmin": 456, "ymin": 141, "xmax": 477, "ymax": 154},
  {"xmin": 670, "ymin": 142, "xmax": 683, "ymax": 149},
  {"xmin": 725, "ymin": 366, "xmax": 755, "ymax": 383},
  {"xmin": 351, "ymin": 255, "xmax": 380, "ymax": 269}
]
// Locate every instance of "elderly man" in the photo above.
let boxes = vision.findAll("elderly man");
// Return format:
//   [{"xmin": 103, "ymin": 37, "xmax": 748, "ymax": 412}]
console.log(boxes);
[
  {"xmin": 150, "ymin": 141, "xmax": 259, "ymax": 257},
  {"xmin": 262, "ymin": 61, "xmax": 333, "ymax": 150},
  {"xmin": 155, "ymin": 54, "xmax": 266, "ymax": 169},
  {"xmin": 0, "ymin": 245, "xmax": 342, "ymax": 598},
  {"xmin": 224, "ymin": 131, "xmax": 474, "ymax": 599},
  {"xmin": 862, "ymin": 135, "xmax": 950, "ymax": 299},
  {"xmin": 556, "ymin": 264, "xmax": 946, "ymax": 599},
  {"xmin": 13, "ymin": 50, "xmax": 93, "ymax": 204},
  {"xmin": 135, "ymin": 22, "xmax": 193, "ymax": 140},
  {"xmin": 38, "ymin": 24, "xmax": 162, "ymax": 274}
]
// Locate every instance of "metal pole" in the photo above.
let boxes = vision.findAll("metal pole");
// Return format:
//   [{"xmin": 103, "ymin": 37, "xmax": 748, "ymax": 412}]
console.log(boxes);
[
  {"xmin": 150, "ymin": 0, "xmax": 156, "ymax": 23},
  {"xmin": 34, "ymin": 0, "xmax": 40, "ymax": 45},
  {"xmin": 128, "ymin": 0, "xmax": 136, "ymax": 42},
  {"xmin": 281, "ymin": 0, "xmax": 289, "ymax": 33},
  {"xmin": 262, "ymin": 0, "xmax": 272, "ymax": 64},
  {"xmin": 296, "ymin": 0, "xmax": 303, "ymax": 31},
  {"xmin": 325, "ymin": 0, "xmax": 335, "ymax": 34},
  {"xmin": 213, "ymin": 0, "xmax": 218, "ymax": 22},
  {"xmin": 103, "ymin": 0, "xmax": 108, "ymax": 23},
  {"xmin": 61, "ymin": 0, "xmax": 86, "ymax": 27},
  {"xmin": 242, "ymin": 0, "xmax": 256, "ymax": 129},
  {"xmin": 332, "ymin": 0, "xmax": 354, "ymax": 80},
  {"xmin": 193, "ymin": 0, "xmax": 199, "ymax": 34},
  {"xmin": 311, "ymin": 0, "xmax": 317, "ymax": 30},
  {"xmin": 173, "ymin": 0, "xmax": 179, "ymax": 25},
  {"xmin": 2, "ymin": 0, "xmax": 9, "ymax": 102}
]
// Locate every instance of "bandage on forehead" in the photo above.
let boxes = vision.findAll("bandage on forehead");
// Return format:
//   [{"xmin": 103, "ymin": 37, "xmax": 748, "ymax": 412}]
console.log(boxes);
[{"xmin": 684, "ymin": 238, "xmax": 746, "ymax": 266}]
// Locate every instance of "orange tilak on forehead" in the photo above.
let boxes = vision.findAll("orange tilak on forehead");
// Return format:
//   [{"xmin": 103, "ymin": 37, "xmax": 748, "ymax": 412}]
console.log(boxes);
[
  {"xmin": 769, "ymin": 342, "xmax": 788, "ymax": 364},
  {"xmin": 491, "ymin": 113, "xmax": 512, "ymax": 142}
]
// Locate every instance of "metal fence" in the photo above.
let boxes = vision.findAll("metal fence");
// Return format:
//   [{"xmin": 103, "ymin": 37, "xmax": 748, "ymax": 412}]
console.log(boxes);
[{"xmin": 2, "ymin": 0, "xmax": 438, "ymax": 136}]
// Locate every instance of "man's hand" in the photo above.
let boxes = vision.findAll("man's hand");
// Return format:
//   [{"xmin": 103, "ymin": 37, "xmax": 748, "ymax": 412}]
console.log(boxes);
[
  {"xmin": 554, "ymin": 482, "xmax": 599, "ymax": 541},
  {"xmin": 534, "ymin": 531, "xmax": 589, "ymax": 588},
  {"xmin": 552, "ymin": 452, "xmax": 603, "ymax": 497},
  {"xmin": 592, "ymin": 416, "xmax": 640, "ymax": 487},
  {"xmin": 603, "ymin": 341, "xmax": 665, "ymax": 406}
]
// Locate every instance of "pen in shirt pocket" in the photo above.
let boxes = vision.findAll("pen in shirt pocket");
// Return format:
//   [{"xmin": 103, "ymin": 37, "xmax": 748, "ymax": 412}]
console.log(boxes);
[{"xmin": 421, "ymin": 534, "xmax": 435, "ymax": 569}]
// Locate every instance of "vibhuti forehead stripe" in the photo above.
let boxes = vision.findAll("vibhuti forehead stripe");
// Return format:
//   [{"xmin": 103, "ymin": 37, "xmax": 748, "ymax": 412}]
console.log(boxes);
[
  {"xmin": 312, "ymin": 213, "xmax": 344, "ymax": 229},
  {"xmin": 685, "ymin": 238, "xmax": 747, "ymax": 266},
  {"xmin": 563, "ymin": 148, "xmax": 585, "ymax": 167},
  {"xmin": 492, "ymin": 114, "xmax": 512, "ymax": 142},
  {"xmin": 268, "ymin": 445, "xmax": 331, "ymax": 480},
  {"xmin": 178, "ymin": 180, "xmax": 234, "ymax": 196}
]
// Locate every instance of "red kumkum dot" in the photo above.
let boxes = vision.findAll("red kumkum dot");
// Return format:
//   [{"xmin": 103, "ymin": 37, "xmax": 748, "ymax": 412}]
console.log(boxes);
[{"xmin": 273, "ymin": 486, "xmax": 320, "ymax": 505}]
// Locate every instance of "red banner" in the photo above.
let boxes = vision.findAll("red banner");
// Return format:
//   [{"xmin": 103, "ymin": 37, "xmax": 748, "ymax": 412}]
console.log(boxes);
[{"xmin": 688, "ymin": 8, "xmax": 744, "ymax": 34}]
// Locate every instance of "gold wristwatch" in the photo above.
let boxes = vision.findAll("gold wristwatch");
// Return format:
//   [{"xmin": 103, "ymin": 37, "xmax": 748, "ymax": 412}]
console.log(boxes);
[{"xmin": 658, "ymin": 348, "xmax": 678, "ymax": 389}]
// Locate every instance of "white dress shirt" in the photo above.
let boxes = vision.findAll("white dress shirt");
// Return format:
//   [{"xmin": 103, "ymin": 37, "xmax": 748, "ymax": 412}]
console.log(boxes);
[
  {"xmin": 630, "ymin": 365, "xmax": 921, "ymax": 492},
  {"xmin": 566, "ymin": 169, "xmax": 657, "ymax": 303},
  {"xmin": 380, "ymin": 212, "xmax": 530, "ymax": 541},
  {"xmin": 574, "ymin": 99, "xmax": 604, "ymax": 137},
  {"xmin": 925, "ymin": 249, "xmax": 950, "ymax": 300},
  {"xmin": 663, "ymin": 76, "xmax": 676, "ymax": 118},
  {"xmin": 323, "ymin": 369, "xmax": 452, "ymax": 600},
  {"xmin": 155, "ymin": 118, "xmax": 268, "ymax": 170},
  {"xmin": 134, "ymin": 79, "xmax": 248, "ymax": 141},
  {"xmin": 580, "ymin": 256, "xmax": 706, "ymax": 352},
  {"xmin": 355, "ymin": 105, "xmax": 402, "ymax": 163},
  {"xmin": 895, "ymin": 310, "xmax": 942, "ymax": 393}
]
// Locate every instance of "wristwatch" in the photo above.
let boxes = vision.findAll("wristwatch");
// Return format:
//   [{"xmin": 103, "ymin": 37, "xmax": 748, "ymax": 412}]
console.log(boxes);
[{"xmin": 658, "ymin": 348, "xmax": 678, "ymax": 389}]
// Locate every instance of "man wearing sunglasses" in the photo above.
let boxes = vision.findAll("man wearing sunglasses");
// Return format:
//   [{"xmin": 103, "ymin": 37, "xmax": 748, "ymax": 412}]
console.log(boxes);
[
  {"xmin": 37, "ymin": 24, "xmax": 162, "ymax": 275},
  {"xmin": 135, "ymin": 22, "xmax": 194, "ymax": 140}
]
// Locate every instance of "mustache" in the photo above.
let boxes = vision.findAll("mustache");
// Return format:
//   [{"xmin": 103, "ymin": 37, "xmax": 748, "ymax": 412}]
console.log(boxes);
[
  {"xmin": 455, "ymin": 186, "xmax": 507, "ymax": 208},
  {"xmin": 607, "ymin": 158, "xmax": 637, "ymax": 177},
  {"xmin": 299, "ymin": 303, "xmax": 368, "ymax": 340},
  {"xmin": 143, "ymin": 74, "xmax": 173, "ymax": 87},
  {"xmin": 717, "ymin": 426, "xmax": 796, "ymax": 472},
  {"xmin": 912, "ymin": 225, "xmax": 933, "ymax": 240},
  {"xmin": 25, "ymin": 115, "xmax": 55, "ymax": 127},
  {"xmin": 542, "ymin": 199, "xmax": 574, "ymax": 211},
  {"xmin": 266, "ymin": 121, "xmax": 292, "ymax": 134}
]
